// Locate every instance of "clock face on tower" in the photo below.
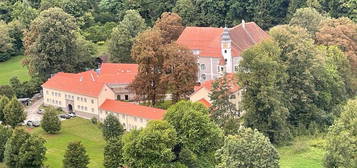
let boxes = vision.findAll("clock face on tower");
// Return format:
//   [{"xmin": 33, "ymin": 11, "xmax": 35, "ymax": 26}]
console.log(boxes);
[{"xmin": 222, "ymin": 42, "xmax": 229, "ymax": 49}]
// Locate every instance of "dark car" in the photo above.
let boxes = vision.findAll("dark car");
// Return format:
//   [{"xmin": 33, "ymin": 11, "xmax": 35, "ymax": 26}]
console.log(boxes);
[
  {"xmin": 27, "ymin": 120, "xmax": 40, "ymax": 127},
  {"xmin": 59, "ymin": 114, "xmax": 71, "ymax": 119}
]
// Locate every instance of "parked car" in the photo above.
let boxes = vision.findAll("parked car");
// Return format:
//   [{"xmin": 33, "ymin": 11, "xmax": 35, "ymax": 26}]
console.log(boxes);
[
  {"xmin": 37, "ymin": 109, "xmax": 45, "ymax": 114},
  {"xmin": 68, "ymin": 112, "xmax": 76, "ymax": 118},
  {"xmin": 59, "ymin": 114, "xmax": 71, "ymax": 119},
  {"xmin": 27, "ymin": 120, "xmax": 40, "ymax": 127}
]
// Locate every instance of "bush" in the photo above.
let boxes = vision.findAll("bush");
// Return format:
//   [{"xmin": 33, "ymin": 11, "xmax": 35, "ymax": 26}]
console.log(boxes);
[
  {"xmin": 91, "ymin": 117, "xmax": 98, "ymax": 125},
  {"xmin": 41, "ymin": 107, "xmax": 61, "ymax": 134}
]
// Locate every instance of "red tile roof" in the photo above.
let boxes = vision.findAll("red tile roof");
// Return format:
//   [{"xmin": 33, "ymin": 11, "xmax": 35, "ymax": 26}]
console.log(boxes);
[
  {"xmin": 42, "ymin": 63, "xmax": 138, "ymax": 97},
  {"xmin": 198, "ymin": 98, "xmax": 211, "ymax": 108},
  {"xmin": 176, "ymin": 22, "xmax": 269, "ymax": 58},
  {"xmin": 99, "ymin": 99, "xmax": 166, "ymax": 120},
  {"xmin": 193, "ymin": 73, "xmax": 240, "ymax": 93}
]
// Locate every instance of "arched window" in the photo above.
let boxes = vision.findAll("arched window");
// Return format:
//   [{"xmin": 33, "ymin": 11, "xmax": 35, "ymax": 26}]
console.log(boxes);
[
  {"xmin": 117, "ymin": 95, "xmax": 121, "ymax": 100},
  {"xmin": 201, "ymin": 74, "xmax": 206, "ymax": 81}
]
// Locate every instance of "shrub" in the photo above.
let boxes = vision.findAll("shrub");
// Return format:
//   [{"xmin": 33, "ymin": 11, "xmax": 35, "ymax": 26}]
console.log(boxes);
[
  {"xmin": 41, "ymin": 107, "xmax": 61, "ymax": 134},
  {"xmin": 91, "ymin": 117, "xmax": 98, "ymax": 125}
]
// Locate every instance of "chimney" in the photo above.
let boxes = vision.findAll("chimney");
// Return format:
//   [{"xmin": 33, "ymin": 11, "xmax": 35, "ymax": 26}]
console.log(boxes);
[
  {"xmin": 242, "ymin": 20, "xmax": 246, "ymax": 29},
  {"xmin": 80, "ymin": 76, "xmax": 83, "ymax": 82}
]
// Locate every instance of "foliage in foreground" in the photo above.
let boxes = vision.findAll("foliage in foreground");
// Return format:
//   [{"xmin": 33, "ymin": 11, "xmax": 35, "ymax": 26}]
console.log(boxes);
[
  {"xmin": 216, "ymin": 127, "xmax": 280, "ymax": 168},
  {"xmin": 324, "ymin": 99, "xmax": 357, "ymax": 168}
]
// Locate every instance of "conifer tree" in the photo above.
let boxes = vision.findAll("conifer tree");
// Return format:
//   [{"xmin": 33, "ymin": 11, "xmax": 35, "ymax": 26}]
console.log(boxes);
[
  {"xmin": 18, "ymin": 135, "xmax": 47, "ymax": 168},
  {"xmin": 41, "ymin": 107, "xmax": 61, "ymax": 134},
  {"xmin": 4, "ymin": 129, "xmax": 31, "ymax": 168},
  {"xmin": 0, "ymin": 96, "xmax": 10, "ymax": 122},
  {"xmin": 104, "ymin": 137, "xmax": 123, "ymax": 168},
  {"xmin": 63, "ymin": 141, "xmax": 89, "ymax": 168},
  {"xmin": 102, "ymin": 114, "xmax": 124, "ymax": 141},
  {"xmin": 0, "ymin": 125, "xmax": 12, "ymax": 162},
  {"xmin": 4, "ymin": 97, "xmax": 26, "ymax": 127}
]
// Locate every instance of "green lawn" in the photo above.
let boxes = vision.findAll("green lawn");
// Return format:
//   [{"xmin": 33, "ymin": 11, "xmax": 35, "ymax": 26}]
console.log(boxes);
[
  {"xmin": 0, "ymin": 55, "xmax": 30, "ymax": 85},
  {"xmin": 30, "ymin": 118, "xmax": 105, "ymax": 168},
  {"xmin": 278, "ymin": 136, "xmax": 326, "ymax": 168}
]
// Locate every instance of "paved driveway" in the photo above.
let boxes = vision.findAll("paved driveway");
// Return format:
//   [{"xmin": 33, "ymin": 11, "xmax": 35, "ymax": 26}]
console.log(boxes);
[{"xmin": 25, "ymin": 98, "xmax": 43, "ymax": 121}]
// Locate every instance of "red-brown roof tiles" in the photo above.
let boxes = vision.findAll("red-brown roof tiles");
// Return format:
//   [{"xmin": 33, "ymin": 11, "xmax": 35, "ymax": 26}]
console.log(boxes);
[{"xmin": 99, "ymin": 99, "xmax": 166, "ymax": 120}]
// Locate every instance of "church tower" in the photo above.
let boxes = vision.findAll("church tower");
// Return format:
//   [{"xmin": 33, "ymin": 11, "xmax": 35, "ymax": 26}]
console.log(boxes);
[{"xmin": 221, "ymin": 27, "xmax": 233, "ymax": 73}]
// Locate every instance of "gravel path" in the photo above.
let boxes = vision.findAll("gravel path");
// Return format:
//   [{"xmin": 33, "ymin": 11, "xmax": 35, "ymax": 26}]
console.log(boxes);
[{"xmin": 25, "ymin": 98, "xmax": 43, "ymax": 121}]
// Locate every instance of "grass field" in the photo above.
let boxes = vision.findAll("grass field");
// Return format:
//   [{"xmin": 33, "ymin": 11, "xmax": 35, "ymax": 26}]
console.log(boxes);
[
  {"xmin": 0, "ymin": 118, "xmax": 326, "ymax": 168},
  {"xmin": 30, "ymin": 118, "xmax": 105, "ymax": 168},
  {"xmin": 0, "ymin": 55, "xmax": 30, "ymax": 85},
  {"xmin": 278, "ymin": 136, "xmax": 326, "ymax": 168}
]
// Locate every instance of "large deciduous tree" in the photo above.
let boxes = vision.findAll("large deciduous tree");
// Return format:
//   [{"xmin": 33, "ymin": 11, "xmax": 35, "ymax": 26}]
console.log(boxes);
[
  {"xmin": 24, "ymin": 7, "xmax": 78, "ymax": 80},
  {"xmin": 129, "ymin": 29, "xmax": 166, "ymax": 105},
  {"xmin": 41, "ymin": 107, "xmax": 61, "ymax": 134},
  {"xmin": 238, "ymin": 40, "xmax": 292, "ymax": 144},
  {"xmin": 209, "ymin": 74, "xmax": 240, "ymax": 135},
  {"xmin": 320, "ymin": 0, "xmax": 357, "ymax": 22},
  {"xmin": 164, "ymin": 101, "xmax": 223, "ymax": 167},
  {"xmin": 324, "ymin": 99, "xmax": 357, "ymax": 168},
  {"xmin": 3, "ymin": 97, "xmax": 26, "ymax": 127},
  {"xmin": 4, "ymin": 129, "xmax": 31, "ymax": 168},
  {"xmin": 216, "ymin": 127, "xmax": 280, "ymax": 168},
  {"xmin": 316, "ymin": 17, "xmax": 357, "ymax": 93},
  {"xmin": 0, "ymin": 21, "xmax": 14, "ymax": 62},
  {"xmin": 104, "ymin": 137, "xmax": 123, "ymax": 168},
  {"xmin": 18, "ymin": 135, "xmax": 47, "ymax": 168},
  {"xmin": 102, "ymin": 114, "xmax": 124, "ymax": 141},
  {"xmin": 108, "ymin": 10, "xmax": 146, "ymax": 63},
  {"xmin": 289, "ymin": 7, "xmax": 326, "ymax": 36},
  {"xmin": 63, "ymin": 141, "xmax": 90, "ymax": 168},
  {"xmin": 122, "ymin": 120, "xmax": 178, "ymax": 168},
  {"xmin": 160, "ymin": 43, "xmax": 198, "ymax": 102},
  {"xmin": 153, "ymin": 12, "xmax": 184, "ymax": 44},
  {"xmin": 173, "ymin": 0, "xmax": 195, "ymax": 25}
]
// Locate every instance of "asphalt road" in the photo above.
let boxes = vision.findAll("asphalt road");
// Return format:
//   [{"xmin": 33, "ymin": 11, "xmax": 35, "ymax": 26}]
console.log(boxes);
[{"xmin": 25, "ymin": 98, "xmax": 43, "ymax": 122}]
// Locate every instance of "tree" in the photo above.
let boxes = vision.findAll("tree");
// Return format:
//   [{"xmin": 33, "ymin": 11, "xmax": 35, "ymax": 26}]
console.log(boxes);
[
  {"xmin": 160, "ymin": 43, "xmax": 198, "ymax": 102},
  {"xmin": 108, "ymin": 10, "xmax": 146, "ymax": 63},
  {"xmin": 129, "ymin": 29, "xmax": 166, "ymax": 105},
  {"xmin": 18, "ymin": 135, "xmax": 47, "ymax": 168},
  {"xmin": 164, "ymin": 101, "xmax": 223, "ymax": 166},
  {"xmin": 286, "ymin": 0, "xmax": 307, "ymax": 21},
  {"xmin": 122, "ymin": 120, "xmax": 178, "ymax": 168},
  {"xmin": 238, "ymin": 40, "xmax": 292, "ymax": 144},
  {"xmin": 11, "ymin": 2, "xmax": 39, "ymax": 27},
  {"xmin": 173, "ymin": 0, "xmax": 195, "ymax": 25},
  {"xmin": 8, "ymin": 20, "xmax": 25, "ymax": 55},
  {"xmin": 4, "ymin": 129, "xmax": 31, "ymax": 168},
  {"xmin": 41, "ymin": 107, "xmax": 61, "ymax": 134},
  {"xmin": 0, "ymin": 85, "xmax": 15, "ymax": 98},
  {"xmin": 153, "ymin": 12, "xmax": 184, "ymax": 44},
  {"xmin": 24, "ymin": 7, "xmax": 78, "ymax": 80},
  {"xmin": 320, "ymin": 0, "xmax": 356, "ymax": 22},
  {"xmin": 104, "ymin": 137, "xmax": 123, "ymax": 168},
  {"xmin": 316, "ymin": 17, "xmax": 357, "ymax": 94},
  {"xmin": 102, "ymin": 114, "xmax": 124, "ymax": 141},
  {"xmin": 73, "ymin": 33, "xmax": 97, "ymax": 72},
  {"xmin": 0, "ymin": 96, "xmax": 10, "ymax": 122},
  {"xmin": 289, "ymin": 7, "xmax": 326, "ymax": 36},
  {"xmin": 209, "ymin": 74, "xmax": 240, "ymax": 135},
  {"xmin": 0, "ymin": 125, "xmax": 12, "ymax": 162},
  {"xmin": 4, "ymin": 97, "xmax": 26, "ymax": 127},
  {"xmin": 324, "ymin": 99, "xmax": 357, "ymax": 168},
  {"xmin": 216, "ymin": 127, "xmax": 280, "ymax": 168},
  {"xmin": 0, "ymin": 21, "xmax": 14, "ymax": 62},
  {"xmin": 63, "ymin": 141, "xmax": 90, "ymax": 168},
  {"xmin": 269, "ymin": 25, "xmax": 321, "ymax": 129}
]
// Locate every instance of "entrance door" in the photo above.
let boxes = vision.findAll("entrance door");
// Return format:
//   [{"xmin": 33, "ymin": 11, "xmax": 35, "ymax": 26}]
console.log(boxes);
[{"xmin": 68, "ymin": 104, "xmax": 73, "ymax": 112}]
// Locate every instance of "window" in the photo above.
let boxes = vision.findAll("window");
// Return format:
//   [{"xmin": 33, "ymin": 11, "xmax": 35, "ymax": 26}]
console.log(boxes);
[
  {"xmin": 201, "ymin": 74, "xmax": 206, "ymax": 81},
  {"xmin": 71, "ymin": 96, "xmax": 74, "ymax": 99},
  {"xmin": 192, "ymin": 49, "xmax": 200, "ymax": 55},
  {"xmin": 92, "ymin": 108, "xmax": 94, "ymax": 112},
  {"xmin": 84, "ymin": 98, "xmax": 87, "ymax": 102},
  {"xmin": 234, "ymin": 65, "xmax": 239, "ymax": 72},
  {"xmin": 200, "ymin": 64, "xmax": 206, "ymax": 70},
  {"xmin": 140, "ymin": 118, "xmax": 143, "ymax": 123},
  {"xmin": 77, "ymin": 105, "xmax": 80, "ymax": 109},
  {"xmin": 91, "ymin": 99, "xmax": 94, "ymax": 104},
  {"xmin": 77, "ymin": 97, "xmax": 80, "ymax": 101},
  {"xmin": 230, "ymin": 95, "xmax": 236, "ymax": 99},
  {"xmin": 46, "ymin": 91, "xmax": 49, "ymax": 95},
  {"xmin": 80, "ymin": 97, "xmax": 83, "ymax": 101},
  {"xmin": 117, "ymin": 95, "xmax": 121, "ymax": 100},
  {"xmin": 85, "ymin": 107, "xmax": 87, "ymax": 111},
  {"xmin": 224, "ymin": 50, "xmax": 227, "ymax": 54},
  {"xmin": 134, "ymin": 117, "xmax": 137, "ymax": 122},
  {"xmin": 58, "ymin": 93, "xmax": 61, "ymax": 97},
  {"xmin": 125, "ymin": 95, "xmax": 129, "ymax": 101}
]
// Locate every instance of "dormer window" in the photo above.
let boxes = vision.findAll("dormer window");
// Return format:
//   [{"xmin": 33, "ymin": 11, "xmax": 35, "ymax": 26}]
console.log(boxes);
[
  {"xmin": 192, "ymin": 49, "xmax": 200, "ymax": 55},
  {"xmin": 224, "ymin": 50, "xmax": 227, "ymax": 53}
]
